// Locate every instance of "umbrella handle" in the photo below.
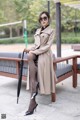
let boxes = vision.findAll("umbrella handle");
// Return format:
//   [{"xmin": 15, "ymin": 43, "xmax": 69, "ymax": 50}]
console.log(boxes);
[
  {"xmin": 21, "ymin": 49, "xmax": 28, "ymax": 60},
  {"xmin": 22, "ymin": 51, "xmax": 25, "ymax": 60}
]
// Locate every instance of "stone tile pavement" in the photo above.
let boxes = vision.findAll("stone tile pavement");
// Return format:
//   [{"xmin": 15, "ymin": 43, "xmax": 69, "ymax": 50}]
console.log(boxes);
[
  {"xmin": 0, "ymin": 48, "xmax": 80, "ymax": 120},
  {"xmin": 0, "ymin": 75, "xmax": 80, "ymax": 120}
]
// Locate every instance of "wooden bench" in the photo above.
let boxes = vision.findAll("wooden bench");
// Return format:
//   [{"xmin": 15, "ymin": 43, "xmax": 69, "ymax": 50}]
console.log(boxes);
[
  {"xmin": 0, "ymin": 52, "xmax": 28, "ymax": 80},
  {"xmin": 0, "ymin": 52, "xmax": 79, "ymax": 102},
  {"xmin": 52, "ymin": 55, "xmax": 77, "ymax": 102}
]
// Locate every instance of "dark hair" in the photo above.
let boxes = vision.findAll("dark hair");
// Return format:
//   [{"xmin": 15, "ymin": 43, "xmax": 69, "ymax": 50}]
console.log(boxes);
[{"xmin": 38, "ymin": 11, "xmax": 50, "ymax": 23}]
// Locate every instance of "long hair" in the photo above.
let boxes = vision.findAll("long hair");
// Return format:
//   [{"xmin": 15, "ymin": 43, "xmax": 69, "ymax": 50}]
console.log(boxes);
[{"xmin": 38, "ymin": 11, "xmax": 50, "ymax": 23}]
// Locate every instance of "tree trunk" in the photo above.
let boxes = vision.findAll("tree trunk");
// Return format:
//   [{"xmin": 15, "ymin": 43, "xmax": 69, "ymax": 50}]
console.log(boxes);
[{"xmin": 9, "ymin": 25, "xmax": 12, "ymax": 38}]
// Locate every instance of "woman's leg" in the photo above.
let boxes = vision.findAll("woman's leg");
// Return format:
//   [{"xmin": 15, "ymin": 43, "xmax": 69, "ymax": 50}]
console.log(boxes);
[
  {"xmin": 25, "ymin": 53, "xmax": 39, "ymax": 115},
  {"xmin": 28, "ymin": 53, "xmax": 38, "ymax": 96}
]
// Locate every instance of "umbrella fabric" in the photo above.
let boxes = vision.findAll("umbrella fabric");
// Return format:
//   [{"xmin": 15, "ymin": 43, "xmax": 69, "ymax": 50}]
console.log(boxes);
[
  {"xmin": 17, "ymin": 20, "xmax": 28, "ymax": 104},
  {"xmin": 17, "ymin": 51, "xmax": 25, "ymax": 104}
]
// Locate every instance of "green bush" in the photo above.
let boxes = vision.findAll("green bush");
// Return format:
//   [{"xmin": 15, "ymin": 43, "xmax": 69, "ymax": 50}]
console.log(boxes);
[
  {"xmin": 53, "ymin": 32, "xmax": 80, "ymax": 44},
  {"xmin": 0, "ymin": 36, "xmax": 34, "ymax": 44},
  {"xmin": 61, "ymin": 32, "xmax": 80, "ymax": 44},
  {"xmin": 61, "ymin": 37, "xmax": 80, "ymax": 44},
  {"xmin": 0, "ymin": 32, "xmax": 80, "ymax": 44}
]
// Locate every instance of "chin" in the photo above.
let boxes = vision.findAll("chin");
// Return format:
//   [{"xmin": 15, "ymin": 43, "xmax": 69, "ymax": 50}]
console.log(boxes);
[{"xmin": 42, "ymin": 24, "xmax": 46, "ymax": 27}]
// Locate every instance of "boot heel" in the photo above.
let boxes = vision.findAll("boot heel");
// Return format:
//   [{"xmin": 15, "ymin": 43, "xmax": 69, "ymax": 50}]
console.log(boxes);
[{"xmin": 34, "ymin": 104, "xmax": 38, "ymax": 112}]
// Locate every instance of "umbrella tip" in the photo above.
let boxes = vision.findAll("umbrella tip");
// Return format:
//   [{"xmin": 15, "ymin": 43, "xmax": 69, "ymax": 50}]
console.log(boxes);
[{"xmin": 17, "ymin": 97, "xmax": 19, "ymax": 104}]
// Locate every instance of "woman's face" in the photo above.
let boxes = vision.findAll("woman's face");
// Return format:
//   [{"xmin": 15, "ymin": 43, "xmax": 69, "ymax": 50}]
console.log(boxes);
[{"xmin": 40, "ymin": 13, "xmax": 49, "ymax": 28}]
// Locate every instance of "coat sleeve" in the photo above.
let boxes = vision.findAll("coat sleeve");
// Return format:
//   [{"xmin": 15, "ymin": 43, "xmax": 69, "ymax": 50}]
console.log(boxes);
[
  {"xmin": 30, "ymin": 30, "xmax": 55, "ymax": 55},
  {"xmin": 29, "ymin": 29, "xmax": 40, "ymax": 51},
  {"xmin": 30, "ymin": 44, "xmax": 36, "ymax": 51}
]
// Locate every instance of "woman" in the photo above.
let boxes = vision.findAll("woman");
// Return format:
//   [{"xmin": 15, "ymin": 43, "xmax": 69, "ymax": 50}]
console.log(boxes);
[{"xmin": 24, "ymin": 11, "xmax": 55, "ymax": 116}]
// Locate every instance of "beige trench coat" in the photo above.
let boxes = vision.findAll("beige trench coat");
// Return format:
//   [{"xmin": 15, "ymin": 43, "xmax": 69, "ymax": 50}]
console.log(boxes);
[{"xmin": 26, "ymin": 26, "xmax": 56, "ymax": 95}]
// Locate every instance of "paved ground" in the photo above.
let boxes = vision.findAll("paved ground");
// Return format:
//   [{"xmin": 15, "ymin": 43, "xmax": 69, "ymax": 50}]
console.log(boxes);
[
  {"xmin": 0, "ymin": 43, "xmax": 80, "ymax": 57},
  {"xmin": 0, "ymin": 43, "xmax": 71, "ymax": 52},
  {"xmin": 0, "ymin": 44, "xmax": 80, "ymax": 120},
  {"xmin": 0, "ymin": 75, "xmax": 80, "ymax": 120}
]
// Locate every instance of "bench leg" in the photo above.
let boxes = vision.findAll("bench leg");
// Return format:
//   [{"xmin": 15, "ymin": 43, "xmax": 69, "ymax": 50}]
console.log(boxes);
[
  {"xmin": 73, "ymin": 57, "xmax": 77, "ymax": 88},
  {"xmin": 51, "ymin": 93, "xmax": 56, "ymax": 102},
  {"xmin": 73, "ymin": 73, "xmax": 77, "ymax": 88}
]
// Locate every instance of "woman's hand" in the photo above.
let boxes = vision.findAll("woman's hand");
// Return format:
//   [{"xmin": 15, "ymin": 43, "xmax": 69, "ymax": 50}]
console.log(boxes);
[
  {"xmin": 24, "ymin": 48, "xmax": 30, "ymax": 53},
  {"xmin": 29, "ymin": 50, "xmax": 33, "ymax": 54},
  {"xmin": 24, "ymin": 49, "xmax": 35, "ymax": 60}
]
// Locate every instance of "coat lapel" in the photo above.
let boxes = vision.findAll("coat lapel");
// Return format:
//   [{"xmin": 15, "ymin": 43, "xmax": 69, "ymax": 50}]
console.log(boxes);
[
  {"xmin": 34, "ymin": 26, "xmax": 53, "ymax": 50},
  {"xmin": 34, "ymin": 28, "xmax": 41, "ymax": 49},
  {"xmin": 35, "ymin": 25, "xmax": 52, "ymax": 35},
  {"xmin": 40, "ymin": 26, "xmax": 52, "ymax": 35},
  {"xmin": 35, "ymin": 28, "xmax": 41, "ymax": 35}
]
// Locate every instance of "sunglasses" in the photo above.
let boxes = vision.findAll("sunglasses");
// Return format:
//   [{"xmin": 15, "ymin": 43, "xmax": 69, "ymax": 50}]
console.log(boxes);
[{"xmin": 40, "ymin": 16, "xmax": 48, "ymax": 22}]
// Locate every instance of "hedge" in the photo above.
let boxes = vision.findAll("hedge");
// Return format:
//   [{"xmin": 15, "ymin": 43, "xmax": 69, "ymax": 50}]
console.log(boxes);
[{"xmin": 0, "ymin": 32, "xmax": 80, "ymax": 44}]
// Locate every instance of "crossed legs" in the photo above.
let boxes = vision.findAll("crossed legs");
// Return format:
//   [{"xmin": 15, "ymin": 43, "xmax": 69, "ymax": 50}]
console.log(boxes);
[{"xmin": 25, "ymin": 53, "xmax": 39, "ymax": 116}]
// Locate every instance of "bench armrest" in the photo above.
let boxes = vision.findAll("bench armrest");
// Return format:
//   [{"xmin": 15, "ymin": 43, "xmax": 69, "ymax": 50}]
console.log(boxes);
[{"xmin": 53, "ymin": 55, "xmax": 77, "ymax": 64}]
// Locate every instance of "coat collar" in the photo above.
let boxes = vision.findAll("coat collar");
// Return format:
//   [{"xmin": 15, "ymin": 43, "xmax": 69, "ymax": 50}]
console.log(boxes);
[{"xmin": 35, "ymin": 25, "xmax": 52, "ymax": 35}]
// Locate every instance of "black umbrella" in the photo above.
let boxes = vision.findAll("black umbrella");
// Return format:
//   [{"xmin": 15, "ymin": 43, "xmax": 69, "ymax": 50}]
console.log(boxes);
[
  {"xmin": 17, "ymin": 51, "xmax": 25, "ymax": 104},
  {"xmin": 17, "ymin": 20, "xmax": 28, "ymax": 104}
]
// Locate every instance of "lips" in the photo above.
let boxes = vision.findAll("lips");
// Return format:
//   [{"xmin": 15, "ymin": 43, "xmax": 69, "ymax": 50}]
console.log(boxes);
[{"xmin": 43, "ymin": 22, "xmax": 46, "ymax": 24}]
